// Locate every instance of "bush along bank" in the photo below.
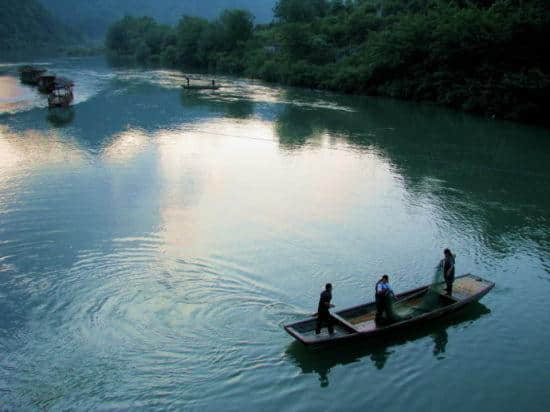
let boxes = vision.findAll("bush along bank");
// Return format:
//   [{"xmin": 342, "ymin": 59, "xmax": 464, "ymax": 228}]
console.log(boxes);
[{"xmin": 105, "ymin": 0, "xmax": 550, "ymax": 126}]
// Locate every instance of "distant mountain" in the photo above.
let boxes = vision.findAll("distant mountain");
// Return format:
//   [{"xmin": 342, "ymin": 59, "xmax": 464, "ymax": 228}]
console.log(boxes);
[
  {"xmin": 40, "ymin": 0, "xmax": 276, "ymax": 41},
  {"xmin": 0, "ymin": 0, "xmax": 77, "ymax": 53}
]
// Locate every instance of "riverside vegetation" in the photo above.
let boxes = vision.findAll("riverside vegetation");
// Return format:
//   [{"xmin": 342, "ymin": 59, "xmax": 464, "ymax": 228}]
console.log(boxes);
[
  {"xmin": 105, "ymin": 0, "xmax": 549, "ymax": 125},
  {"xmin": 0, "ymin": 0, "xmax": 79, "ymax": 53},
  {"xmin": 0, "ymin": 0, "xmax": 104, "ymax": 58}
]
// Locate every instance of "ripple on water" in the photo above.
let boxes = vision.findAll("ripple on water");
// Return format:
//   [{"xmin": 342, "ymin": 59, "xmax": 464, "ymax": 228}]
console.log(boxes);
[{"xmin": 1, "ymin": 237, "xmax": 296, "ymax": 406}]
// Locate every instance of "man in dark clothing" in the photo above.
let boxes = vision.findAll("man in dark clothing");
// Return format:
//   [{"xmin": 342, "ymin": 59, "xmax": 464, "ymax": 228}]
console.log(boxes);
[
  {"xmin": 375, "ymin": 275, "xmax": 395, "ymax": 325},
  {"xmin": 443, "ymin": 248, "xmax": 455, "ymax": 295},
  {"xmin": 315, "ymin": 283, "xmax": 335, "ymax": 335}
]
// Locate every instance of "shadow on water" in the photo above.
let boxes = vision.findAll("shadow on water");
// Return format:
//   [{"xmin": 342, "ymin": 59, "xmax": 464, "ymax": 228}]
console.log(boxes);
[
  {"xmin": 285, "ymin": 302, "xmax": 491, "ymax": 387},
  {"xmin": 273, "ymin": 95, "xmax": 550, "ymax": 255},
  {"xmin": 179, "ymin": 90, "xmax": 255, "ymax": 120},
  {"xmin": 46, "ymin": 107, "xmax": 75, "ymax": 127}
]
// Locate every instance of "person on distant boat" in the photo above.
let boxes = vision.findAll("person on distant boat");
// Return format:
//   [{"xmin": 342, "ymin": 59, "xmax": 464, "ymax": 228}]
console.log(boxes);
[
  {"xmin": 375, "ymin": 275, "xmax": 395, "ymax": 324},
  {"xmin": 315, "ymin": 283, "xmax": 335, "ymax": 335},
  {"xmin": 442, "ymin": 248, "xmax": 455, "ymax": 295}
]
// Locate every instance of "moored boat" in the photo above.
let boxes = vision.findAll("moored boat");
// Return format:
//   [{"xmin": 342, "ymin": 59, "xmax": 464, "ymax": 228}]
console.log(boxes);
[
  {"xmin": 38, "ymin": 73, "xmax": 57, "ymax": 93},
  {"xmin": 284, "ymin": 274, "xmax": 494, "ymax": 346},
  {"xmin": 19, "ymin": 65, "xmax": 47, "ymax": 85},
  {"xmin": 48, "ymin": 77, "xmax": 74, "ymax": 108}
]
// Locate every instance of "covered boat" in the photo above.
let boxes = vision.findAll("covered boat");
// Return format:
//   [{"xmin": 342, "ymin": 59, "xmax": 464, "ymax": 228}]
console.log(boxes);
[
  {"xmin": 38, "ymin": 73, "xmax": 57, "ymax": 93},
  {"xmin": 48, "ymin": 77, "xmax": 74, "ymax": 108},
  {"xmin": 284, "ymin": 274, "xmax": 494, "ymax": 347},
  {"xmin": 19, "ymin": 65, "xmax": 46, "ymax": 85}
]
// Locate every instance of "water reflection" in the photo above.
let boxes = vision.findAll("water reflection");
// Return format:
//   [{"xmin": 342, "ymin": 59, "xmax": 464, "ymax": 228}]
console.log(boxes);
[
  {"xmin": 286, "ymin": 303, "xmax": 491, "ymax": 387},
  {"xmin": 432, "ymin": 328, "xmax": 448, "ymax": 358},
  {"xmin": 1, "ymin": 58, "xmax": 549, "ymax": 410},
  {"xmin": 0, "ymin": 124, "xmax": 87, "ymax": 182},
  {"xmin": 271, "ymin": 95, "xmax": 550, "ymax": 256},
  {"xmin": 2, "ymin": 57, "xmax": 548, "ymax": 260},
  {"xmin": 180, "ymin": 90, "xmax": 255, "ymax": 119},
  {"xmin": 0, "ymin": 75, "xmax": 43, "ymax": 113},
  {"xmin": 101, "ymin": 128, "xmax": 149, "ymax": 163},
  {"xmin": 46, "ymin": 107, "xmax": 75, "ymax": 128}
]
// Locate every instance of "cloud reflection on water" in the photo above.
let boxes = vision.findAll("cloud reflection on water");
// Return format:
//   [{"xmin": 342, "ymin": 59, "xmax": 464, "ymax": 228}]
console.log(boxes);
[
  {"xmin": 101, "ymin": 128, "xmax": 150, "ymax": 164},
  {"xmin": 152, "ymin": 117, "xmax": 398, "ymax": 259},
  {"xmin": 0, "ymin": 125, "xmax": 88, "ymax": 188},
  {"xmin": 0, "ymin": 76, "xmax": 45, "ymax": 113}
]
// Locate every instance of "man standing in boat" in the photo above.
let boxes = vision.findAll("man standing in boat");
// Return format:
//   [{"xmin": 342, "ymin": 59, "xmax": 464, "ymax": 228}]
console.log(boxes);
[
  {"xmin": 375, "ymin": 275, "xmax": 395, "ymax": 324},
  {"xmin": 442, "ymin": 248, "xmax": 455, "ymax": 295},
  {"xmin": 315, "ymin": 283, "xmax": 335, "ymax": 335}
]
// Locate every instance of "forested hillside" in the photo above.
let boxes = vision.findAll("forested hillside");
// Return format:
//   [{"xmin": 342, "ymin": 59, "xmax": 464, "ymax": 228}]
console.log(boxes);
[
  {"xmin": 41, "ymin": 0, "xmax": 276, "ymax": 41},
  {"xmin": 105, "ymin": 0, "xmax": 550, "ymax": 126},
  {"xmin": 0, "ymin": 0, "xmax": 77, "ymax": 53}
]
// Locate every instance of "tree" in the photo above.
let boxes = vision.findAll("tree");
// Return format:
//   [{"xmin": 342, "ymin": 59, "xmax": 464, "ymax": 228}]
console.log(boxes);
[
  {"xmin": 176, "ymin": 16, "xmax": 209, "ymax": 66},
  {"xmin": 219, "ymin": 9, "xmax": 255, "ymax": 49},
  {"xmin": 273, "ymin": 0, "xmax": 329, "ymax": 23}
]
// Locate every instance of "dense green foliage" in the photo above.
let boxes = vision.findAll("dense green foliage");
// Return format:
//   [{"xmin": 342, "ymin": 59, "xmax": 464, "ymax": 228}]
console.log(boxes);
[
  {"xmin": 0, "ymin": 0, "xmax": 78, "ymax": 53},
  {"xmin": 41, "ymin": 0, "xmax": 275, "ymax": 41},
  {"xmin": 106, "ymin": 0, "xmax": 550, "ymax": 125},
  {"xmin": 106, "ymin": 10, "xmax": 255, "ymax": 70}
]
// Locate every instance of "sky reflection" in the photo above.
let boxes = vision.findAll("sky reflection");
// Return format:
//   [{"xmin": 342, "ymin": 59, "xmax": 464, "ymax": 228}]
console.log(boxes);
[
  {"xmin": 0, "ymin": 125, "xmax": 88, "ymax": 187},
  {"xmin": 0, "ymin": 76, "xmax": 44, "ymax": 113},
  {"xmin": 152, "ymin": 117, "xmax": 398, "ymax": 260},
  {"xmin": 101, "ymin": 128, "xmax": 150, "ymax": 164}
]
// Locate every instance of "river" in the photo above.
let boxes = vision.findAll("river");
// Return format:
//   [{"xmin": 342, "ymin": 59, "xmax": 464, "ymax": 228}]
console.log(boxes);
[{"xmin": 1, "ymin": 57, "xmax": 549, "ymax": 411}]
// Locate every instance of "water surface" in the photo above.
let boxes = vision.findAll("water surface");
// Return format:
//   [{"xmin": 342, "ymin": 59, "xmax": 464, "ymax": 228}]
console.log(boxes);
[{"xmin": 1, "ymin": 57, "xmax": 549, "ymax": 411}]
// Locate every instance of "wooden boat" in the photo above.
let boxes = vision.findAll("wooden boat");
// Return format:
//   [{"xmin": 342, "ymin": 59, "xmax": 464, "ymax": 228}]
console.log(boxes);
[
  {"xmin": 181, "ymin": 76, "xmax": 220, "ymax": 90},
  {"xmin": 182, "ymin": 84, "xmax": 221, "ymax": 90},
  {"xmin": 38, "ymin": 73, "xmax": 57, "ymax": 93},
  {"xmin": 284, "ymin": 274, "xmax": 494, "ymax": 347},
  {"xmin": 48, "ymin": 78, "xmax": 74, "ymax": 108},
  {"xmin": 19, "ymin": 65, "xmax": 46, "ymax": 85}
]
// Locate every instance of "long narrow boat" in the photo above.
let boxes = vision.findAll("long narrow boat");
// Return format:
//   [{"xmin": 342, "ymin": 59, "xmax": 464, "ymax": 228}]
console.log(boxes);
[
  {"xmin": 181, "ymin": 84, "xmax": 221, "ymax": 90},
  {"xmin": 180, "ymin": 76, "xmax": 220, "ymax": 90},
  {"xmin": 284, "ymin": 274, "xmax": 494, "ymax": 347}
]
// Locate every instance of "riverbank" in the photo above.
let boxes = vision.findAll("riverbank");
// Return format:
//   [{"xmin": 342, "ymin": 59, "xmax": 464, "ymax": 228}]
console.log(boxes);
[{"xmin": 105, "ymin": 0, "xmax": 550, "ymax": 127}]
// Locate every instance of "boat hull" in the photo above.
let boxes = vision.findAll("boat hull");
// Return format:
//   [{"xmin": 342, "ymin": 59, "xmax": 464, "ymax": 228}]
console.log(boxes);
[
  {"xmin": 284, "ymin": 274, "xmax": 494, "ymax": 347},
  {"xmin": 181, "ymin": 85, "xmax": 220, "ymax": 90}
]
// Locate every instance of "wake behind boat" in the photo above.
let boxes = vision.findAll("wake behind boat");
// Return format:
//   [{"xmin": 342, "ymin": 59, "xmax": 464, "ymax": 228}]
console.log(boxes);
[{"xmin": 284, "ymin": 274, "xmax": 494, "ymax": 346}]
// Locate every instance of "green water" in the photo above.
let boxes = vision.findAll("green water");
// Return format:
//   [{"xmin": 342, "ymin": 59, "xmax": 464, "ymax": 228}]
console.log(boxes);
[{"xmin": 1, "ymin": 57, "xmax": 549, "ymax": 411}]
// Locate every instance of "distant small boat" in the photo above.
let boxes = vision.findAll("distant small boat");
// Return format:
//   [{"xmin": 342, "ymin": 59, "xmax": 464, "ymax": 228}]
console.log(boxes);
[
  {"xmin": 181, "ymin": 76, "xmax": 220, "ymax": 90},
  {"xmin": 48, "ymin": 78, "xmax": 74, "ymax": 108},
  {"xmin": 182, "ymin": 84, "xmax": 221, "ymax": 90},
  {"xmin": 284, "ymin": 274, "xmax": 494, "ymax": 347},
  {"xmin": 19, "ymin": 65, "xmax": 46, "ymax": 85}
]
